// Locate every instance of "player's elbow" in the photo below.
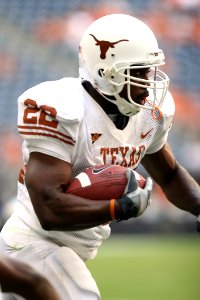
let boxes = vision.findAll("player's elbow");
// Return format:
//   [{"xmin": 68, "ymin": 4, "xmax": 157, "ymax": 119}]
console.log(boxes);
[
  {"xmin": 36, "ymin": 210, "xmax": 60, "ymax": 231},
  {"xmin": 39, "ymin": 216, "xmax": 73, "ymax": 231},
  {"xmin": 157, "ymin": 161, "xmax": 180, "ymax": 188},
  {"xmin": 36, "ymin": 206, "xmax": 70, "ymax": 231},
  {"xmin": 39, "ymin": 218, "xmax": 54, "ymax": 231}
]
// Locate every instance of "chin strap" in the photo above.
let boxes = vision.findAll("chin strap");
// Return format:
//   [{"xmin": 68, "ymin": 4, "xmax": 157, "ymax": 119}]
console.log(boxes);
[
  {"xmin": 97, "ymin": 88, "xmax": 141, "ymax": 117},
  {"xmin": 113, "ymin": 92, "xmax": 141, "ymax": 116}
]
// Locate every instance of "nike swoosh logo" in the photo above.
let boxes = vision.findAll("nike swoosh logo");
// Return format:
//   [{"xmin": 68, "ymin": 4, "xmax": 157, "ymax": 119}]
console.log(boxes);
[
  {"xmin": 92, "ymin": 166, "xmax": 112, "ymax": 174},
  {"xmin": 141, "ymin": 128, "xmax": 153, "ymax": 139}
]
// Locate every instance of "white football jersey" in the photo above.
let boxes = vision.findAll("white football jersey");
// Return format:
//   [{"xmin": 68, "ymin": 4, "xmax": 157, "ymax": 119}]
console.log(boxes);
[{"xmin": 1, "ymin": 77, "xmax": 175, "ymax": 261}]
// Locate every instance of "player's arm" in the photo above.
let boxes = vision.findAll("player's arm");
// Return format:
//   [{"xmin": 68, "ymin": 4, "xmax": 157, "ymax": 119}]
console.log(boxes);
[
  {"xmin": 25, "ymin": 152, "xmax": 112, "ymax": 230},
  {"xmin": 25, "ymin": 152, "xmax": 152, "ymax": 230},
  {"xmin": 141, "ymin": 143, "xmax": 200, "ymax": 216},
  {"xmin": 0, "ymin": 254, "xmax": 60, "ymax": 300}
]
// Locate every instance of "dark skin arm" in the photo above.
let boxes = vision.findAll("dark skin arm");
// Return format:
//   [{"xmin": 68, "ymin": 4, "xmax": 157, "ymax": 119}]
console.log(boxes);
[
  {"xmin": 141, "ymin": 143, "xmax": 200, "ymax": 216},
  {"xmin": 25, "ymin": 152, "xmax": 111, "ymax": 231},
  {"xmin": 0, "ymin": 254, "xmax": 60, "ymax": 300},
  {"xmin": 25, "ymin": 143, "xmax": 200, "ymax": 232}
]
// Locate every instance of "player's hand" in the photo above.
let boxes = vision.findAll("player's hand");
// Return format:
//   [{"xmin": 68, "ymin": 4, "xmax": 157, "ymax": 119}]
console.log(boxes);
[
  {"xmin": 117, "ymin": 169, "xmax": 153, "ymax": 220},
  {"xmin": 196, "ymin": 214, "xmax": 200, "ymax": 233}
]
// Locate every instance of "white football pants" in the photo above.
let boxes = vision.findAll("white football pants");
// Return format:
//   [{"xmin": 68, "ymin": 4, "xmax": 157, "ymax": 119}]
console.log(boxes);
[{"xmin": 0, "ymin": 239, "xmax": 100, "ymax": 300}]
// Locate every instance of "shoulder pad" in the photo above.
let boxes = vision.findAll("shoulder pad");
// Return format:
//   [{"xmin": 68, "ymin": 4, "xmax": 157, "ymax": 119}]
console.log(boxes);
[
  {"xmin": 18, "ymin": 78, "xmax": 84, "ymax": 121},
  {"xmin": 161, "ymin": 90, "xmax": 175, "ymax": 117}
]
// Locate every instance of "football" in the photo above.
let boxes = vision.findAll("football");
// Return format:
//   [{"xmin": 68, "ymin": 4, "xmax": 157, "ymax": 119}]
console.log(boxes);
[{"xmin": 66, "ymin": 165, "xmax": 146, "ymax": 200}]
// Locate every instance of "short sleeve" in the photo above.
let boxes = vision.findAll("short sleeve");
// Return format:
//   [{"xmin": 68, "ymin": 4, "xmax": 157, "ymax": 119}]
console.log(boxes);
[{"xmin": 18, "ymin": 78, "xmax": 84, "ymax": 163}]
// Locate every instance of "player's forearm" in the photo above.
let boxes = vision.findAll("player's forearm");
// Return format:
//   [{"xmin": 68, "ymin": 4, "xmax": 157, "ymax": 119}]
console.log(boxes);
[
  {"xmin": 161, "ymin": 164, "xmax": 200, "ymax": 216},
  {"xmin": 0, "ymin": 257, "xmax": 60, "ymax": 300},
  {"xmin": 3, "ymin": 276, "xmax": 60, "ymax": 300},
  {"xmin": 34, "ymin": 191, "xmax": 112, "ymax": 231},
  {"xmin": 21, "ymin": 275, "xmax": 61, "ymax": 300}
]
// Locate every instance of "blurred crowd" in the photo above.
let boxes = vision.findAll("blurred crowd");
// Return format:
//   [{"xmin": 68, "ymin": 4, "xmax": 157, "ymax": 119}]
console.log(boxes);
[{"xmin": 0, "ymin": 0, "xmax": 199, "ymax": 230}]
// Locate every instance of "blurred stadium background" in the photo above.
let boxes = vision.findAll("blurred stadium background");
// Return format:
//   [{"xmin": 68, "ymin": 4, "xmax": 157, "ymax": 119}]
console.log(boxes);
[{"xmin": 0, "ymin": 1, "xmax": 200, "ymax": 298}]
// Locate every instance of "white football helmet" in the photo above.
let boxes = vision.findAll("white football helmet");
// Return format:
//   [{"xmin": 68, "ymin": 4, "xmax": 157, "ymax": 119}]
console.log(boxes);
[{"xmin": 79, "ymin": 14, "xmax": 169, "ymax": 116}]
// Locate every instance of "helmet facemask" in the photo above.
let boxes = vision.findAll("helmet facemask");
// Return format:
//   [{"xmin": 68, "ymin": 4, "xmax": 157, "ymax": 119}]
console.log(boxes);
[{"xmin": 95, "ymin": 63, "xmax": 169, "ymax": 116}]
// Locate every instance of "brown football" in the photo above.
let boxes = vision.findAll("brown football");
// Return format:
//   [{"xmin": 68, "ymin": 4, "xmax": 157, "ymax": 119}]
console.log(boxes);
[{"xmin": 66, "ymin": 165, "xmax": 146, "ymax": 200}]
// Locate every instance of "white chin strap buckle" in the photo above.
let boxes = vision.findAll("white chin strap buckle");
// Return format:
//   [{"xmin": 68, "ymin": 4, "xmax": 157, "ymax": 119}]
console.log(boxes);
[
  {"xmin": 118, "ymin": 105, "xmax": 141, "ymax": 116},
  {"xmin": 115, "ymin": 95, "xmax": 141, "ymax": 116}
]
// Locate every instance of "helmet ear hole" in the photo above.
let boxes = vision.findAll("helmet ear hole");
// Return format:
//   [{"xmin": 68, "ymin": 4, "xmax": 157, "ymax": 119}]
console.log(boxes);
[{"xmin": 98, "ymin": 69, "xmax": 104, "ymax": 77}]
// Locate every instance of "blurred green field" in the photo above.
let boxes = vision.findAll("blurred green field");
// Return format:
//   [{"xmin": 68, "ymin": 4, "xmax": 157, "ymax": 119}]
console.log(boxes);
[{"xmin": 86, "ymin": 234, "xmax": 200, "ymax": 300}]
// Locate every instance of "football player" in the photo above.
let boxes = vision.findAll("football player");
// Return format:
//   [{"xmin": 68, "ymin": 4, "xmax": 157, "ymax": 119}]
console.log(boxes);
[
  {"xmin": 0, "ymin": 14, "xmax": 200, "ymax": 300},
  {"xmin": 0, "ymin": 253, "xmax": 60, "ymax": 300}
]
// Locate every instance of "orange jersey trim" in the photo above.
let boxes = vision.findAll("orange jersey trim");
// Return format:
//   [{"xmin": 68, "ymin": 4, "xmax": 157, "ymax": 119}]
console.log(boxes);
[{"xmin": 18, "ymin": 125, "xmax": 75, "ymax": 146}]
